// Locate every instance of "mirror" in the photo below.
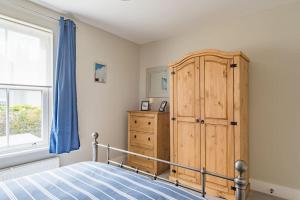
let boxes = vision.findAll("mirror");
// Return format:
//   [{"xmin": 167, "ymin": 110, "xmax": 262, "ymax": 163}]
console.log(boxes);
[{"xmin": 146, "ymin": 66, "xmax": 169, "ymax": 98}]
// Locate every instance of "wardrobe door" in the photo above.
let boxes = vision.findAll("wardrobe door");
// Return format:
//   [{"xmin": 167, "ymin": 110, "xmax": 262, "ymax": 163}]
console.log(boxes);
[
  {"xmin": 171, "ymin": 57, "xmax": 201, "ymax": 184},
  {"xmin": 200, "ymin": 56, "xmax": 235, "ymax": 193}
]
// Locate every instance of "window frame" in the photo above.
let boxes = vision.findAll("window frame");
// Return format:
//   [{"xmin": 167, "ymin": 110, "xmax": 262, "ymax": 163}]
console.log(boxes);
[{"xmin": 0, "ymin": 15, "xmax": 53, "ymax": 155}]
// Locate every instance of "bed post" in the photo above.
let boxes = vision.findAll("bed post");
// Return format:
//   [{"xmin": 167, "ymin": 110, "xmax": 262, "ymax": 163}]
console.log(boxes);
[
  {"xmin": 92, "ymin": 132, "xmax": 99, "ymax": 162},
  {"xmin": 234, "ymin": 160, "xmax": 248, "ymax": 200}
]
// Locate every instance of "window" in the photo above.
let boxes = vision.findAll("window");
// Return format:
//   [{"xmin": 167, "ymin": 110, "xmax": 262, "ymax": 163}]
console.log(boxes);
[{"xmin": 0, "ymin": 15, "xmax": 53, "ymax": 154}]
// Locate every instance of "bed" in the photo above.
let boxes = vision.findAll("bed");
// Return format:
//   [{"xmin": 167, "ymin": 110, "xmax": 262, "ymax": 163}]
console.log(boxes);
[
  {"xmin": 0, "ymin": 132, "xmax": 247, "ymax": 200},
  {"xmin": 0, "ymin": 161, "xmax": 204, "ymax": 200}
]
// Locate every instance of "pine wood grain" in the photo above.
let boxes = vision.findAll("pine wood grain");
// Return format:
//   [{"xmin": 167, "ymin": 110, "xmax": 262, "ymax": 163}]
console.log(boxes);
[
  {"xmin": 169, "ymin": 50, "xmax": 249, "ymax": 200},
  {"xmin": 127, "ymin": 111, "xmax": 170, "ymax": 175}
]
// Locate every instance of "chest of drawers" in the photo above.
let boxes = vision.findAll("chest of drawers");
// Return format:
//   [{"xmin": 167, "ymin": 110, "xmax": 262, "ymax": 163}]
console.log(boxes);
[{"xmin": 127, "ymin": 111, "xmax": 170, "ymax": 175}]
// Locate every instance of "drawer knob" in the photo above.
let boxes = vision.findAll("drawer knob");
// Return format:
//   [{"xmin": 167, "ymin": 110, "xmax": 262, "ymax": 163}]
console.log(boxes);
[
  {"xmin": 148, "ymin": 122, "xmax": 151, "ymax": 125},
  {"xmin": 134, "ymin": 135, "xmax": 137, "ymax": 138},
  {"xmin": 172, "ymin": 169, "xmax": 177, "ymax": 173},
  {"xmin": 148, "ymin": 137, "xmax": 150, "ymax": 141},
  {"xmin": 134, "ymin": 120, "xmax": 137, "ymax": 124}
]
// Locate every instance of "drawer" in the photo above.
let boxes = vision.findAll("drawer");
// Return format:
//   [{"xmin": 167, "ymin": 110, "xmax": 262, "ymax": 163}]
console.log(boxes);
[
  {"xmin": 130, "ymin": 116, "xmax": 154, "ymax": 132},
  {"xmin": 130, "ymin": 131, "xmax": 154, "ymax": 149},
  {"xmin": 128, "ymin": 146, "xmax": 154, "ymax": 172}
]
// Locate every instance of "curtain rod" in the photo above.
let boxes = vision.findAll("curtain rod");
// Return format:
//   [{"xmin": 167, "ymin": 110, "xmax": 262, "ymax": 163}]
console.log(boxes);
[{"xmin": 6, "ymin": 0, "xmax": 71, "ymax": 22}]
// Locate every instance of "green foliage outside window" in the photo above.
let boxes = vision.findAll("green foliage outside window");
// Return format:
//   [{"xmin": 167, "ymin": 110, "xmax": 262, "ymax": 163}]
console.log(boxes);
[{"xmin": 0, "ymin": 104, "xmax": 41, "ymax": 137}]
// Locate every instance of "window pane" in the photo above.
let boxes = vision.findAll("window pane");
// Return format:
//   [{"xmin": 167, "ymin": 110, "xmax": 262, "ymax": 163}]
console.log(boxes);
[
  {"xmin": 0, "ymin": 18, "xmax": 52, "ymax": 86},
  {"xmin": 9, "ymin": 90, "xmax": 42, "ymax": 146},
  {"xmin": 0, "ymin": 27, "xmax": 4, "ymax": 55},
  {"xmin": 0, "ymin": 89, "xmax": 7, "ymax": 147}
]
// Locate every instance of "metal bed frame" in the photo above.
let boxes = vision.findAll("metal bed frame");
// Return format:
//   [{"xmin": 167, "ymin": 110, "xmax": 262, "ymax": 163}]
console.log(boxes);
[{"xmin": 92, "ymin": 132, "xmax": 248, "ymax": 200}]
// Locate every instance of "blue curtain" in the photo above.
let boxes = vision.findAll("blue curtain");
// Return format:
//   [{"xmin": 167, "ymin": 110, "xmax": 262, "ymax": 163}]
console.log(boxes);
[{"xmin": 49, "ymin": 17, "xmax": 80, "ymax": 154}]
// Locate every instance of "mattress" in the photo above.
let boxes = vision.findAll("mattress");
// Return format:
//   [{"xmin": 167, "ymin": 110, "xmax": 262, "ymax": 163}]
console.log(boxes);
[{"xmin": 0, "ymin": 161, "xmax": 205, "ymax": 200}]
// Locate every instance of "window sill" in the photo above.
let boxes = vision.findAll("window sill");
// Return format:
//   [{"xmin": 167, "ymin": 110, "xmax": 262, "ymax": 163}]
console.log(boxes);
[
  {"xmin": 0, "ymin": 146, "xmax": 48, "ymax": 158},
  {"xmin": 0, "ymin": 146, "xmax": 55, "ymax": 170}
]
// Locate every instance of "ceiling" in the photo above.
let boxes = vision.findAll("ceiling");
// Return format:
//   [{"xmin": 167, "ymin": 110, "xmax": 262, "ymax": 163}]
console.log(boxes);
[{"xmin": 30, "ymin": 0, "xmax": 298, "ymax": 44}]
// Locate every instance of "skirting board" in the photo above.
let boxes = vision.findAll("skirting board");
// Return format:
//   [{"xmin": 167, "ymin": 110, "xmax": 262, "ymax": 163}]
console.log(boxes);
[{"xmin": 250, "ymin": 179, "xmax": 300, "ymax": 200}]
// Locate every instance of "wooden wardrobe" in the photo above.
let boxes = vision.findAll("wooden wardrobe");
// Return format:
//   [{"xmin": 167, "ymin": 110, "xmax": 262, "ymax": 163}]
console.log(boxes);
[{"xmin": 169, "ymin": 49, "xmax": 249, "ymax": 200}]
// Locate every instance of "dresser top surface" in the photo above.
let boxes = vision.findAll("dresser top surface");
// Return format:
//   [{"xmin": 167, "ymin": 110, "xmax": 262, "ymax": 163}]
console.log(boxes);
[{"xmin": 128, "ymin": 110, "xmax": 169, "ymax": 115}]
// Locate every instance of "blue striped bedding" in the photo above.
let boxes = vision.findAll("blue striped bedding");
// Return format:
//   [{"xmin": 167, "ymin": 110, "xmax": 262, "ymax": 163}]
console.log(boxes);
[{"xmin": 0, "ymin": 161, "xmax": 205, "ymax": 200}]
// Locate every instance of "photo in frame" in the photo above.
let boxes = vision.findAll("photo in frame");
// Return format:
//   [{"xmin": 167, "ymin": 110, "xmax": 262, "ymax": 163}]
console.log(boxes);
[
  {"xmin": 159, "ymin": 101, "xmax": 167, "ymax": 112},
  {"xmin": 95, "ymin": 62, "xmax": 107, "ymax": 83},
  {"xmin": 141, "ymin": 101, "xmax": 150, "ymax": 111}
]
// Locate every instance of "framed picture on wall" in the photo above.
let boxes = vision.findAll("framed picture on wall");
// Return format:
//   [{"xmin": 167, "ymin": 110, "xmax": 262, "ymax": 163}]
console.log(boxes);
[
  {"xmin": 159, "ymin": 101, "xmax": 167, "ymax": 112},
  {"xmin": 141, "ymin": 101, "xmax": 150, "ymax": 111},
  {"xmin": 95, "ymin": 62, "xmax": 107, "ymax": 83}
]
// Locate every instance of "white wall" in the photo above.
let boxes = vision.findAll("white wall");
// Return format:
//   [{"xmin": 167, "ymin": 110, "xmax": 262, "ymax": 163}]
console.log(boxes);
[
  {"xmin": 60, "ymin": 20, "xmax": 140, "ymax": 165},
  {"xmin": 0, "ymin": 0, "xmax": 139, "ymax": 167},
  {"xmin": 139, "ymin": 1, "xmax": 300, "ymax": 191}
]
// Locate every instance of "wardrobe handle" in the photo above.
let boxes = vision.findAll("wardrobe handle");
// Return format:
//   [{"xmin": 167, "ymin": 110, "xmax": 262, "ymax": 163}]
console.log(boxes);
[
  {"xmin": 148, "ymin": 137, "xmax": 151, "ymax": 141},
  {"xmin": 134, "ymin": 135, "xmax": 137, "ymax": 138},
  {"xmin": 196, "ymin": 118, "xmax": 201, "ymax": 123},
  {"xmin": 134, "ymin": 120, "xmax": 137, "ymax": 124},
  {"xmin": 201, "ymin": 120, "xmax": 205, "ymax": 124},
  {"xmin": 148, "ymin": 122, "xmax": 151, "ymax": 125}
]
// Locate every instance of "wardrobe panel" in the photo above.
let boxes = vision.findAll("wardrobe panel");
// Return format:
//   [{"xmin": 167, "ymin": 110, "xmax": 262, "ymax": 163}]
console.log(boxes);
[
  {"xmin": 201, "ymin": 55, "xmax": 234, "ymax": 193},
  {"xmin": 176, "ymin": 121, "xmax": 200, "ymax": 183},
  {"xmin": 170, "ymin": 57, "xmax": 200, "ymax": 185},
  {"xmin": 176, "ymin": 62, "xmax": 196, "ymax": 117},
  {"xmin": 204, "ymin": 57, "xmax": 230, "ymax": 119},
  {"xmin": 205, "ymin": 124, "xmax": 229, "ymax": 187}
]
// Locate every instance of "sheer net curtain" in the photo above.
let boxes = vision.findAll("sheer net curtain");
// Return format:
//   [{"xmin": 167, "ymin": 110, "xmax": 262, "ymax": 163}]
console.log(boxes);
[{"xmin": 0, "ymin": 19, "xmax": 52, "ymax": 86}]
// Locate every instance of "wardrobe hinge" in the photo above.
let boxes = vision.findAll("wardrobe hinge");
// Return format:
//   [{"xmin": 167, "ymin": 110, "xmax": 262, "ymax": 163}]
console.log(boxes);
[
  {"xmin": 171, "ymin": 117, "xmax": 176, "ymax": 121},
  {"xmin": 230, "ymin": 121, "xmax": 238, "ymax": 126},
  {"xmin": 230, "ymin": 64, "xmax": 237, "ymax": 68},
  {"xmin": 171, "ymin": 71, "xmax": 176, "ymax": 75}
]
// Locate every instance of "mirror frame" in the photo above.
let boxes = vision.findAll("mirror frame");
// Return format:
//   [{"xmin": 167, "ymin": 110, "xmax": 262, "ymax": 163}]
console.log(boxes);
[{"xmin": 146, "ymin": 66, "xmax": 169, "ymax": 98}]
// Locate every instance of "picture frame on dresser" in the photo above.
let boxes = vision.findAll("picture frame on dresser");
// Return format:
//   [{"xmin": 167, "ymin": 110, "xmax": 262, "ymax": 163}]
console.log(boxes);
[
  {"xmin": 159, "ymin": 101, "xmax": 167, "ymax": 112},
  {"xmin": 141, "ymin": 101, "xmax": 150, "ymax": 111}
]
